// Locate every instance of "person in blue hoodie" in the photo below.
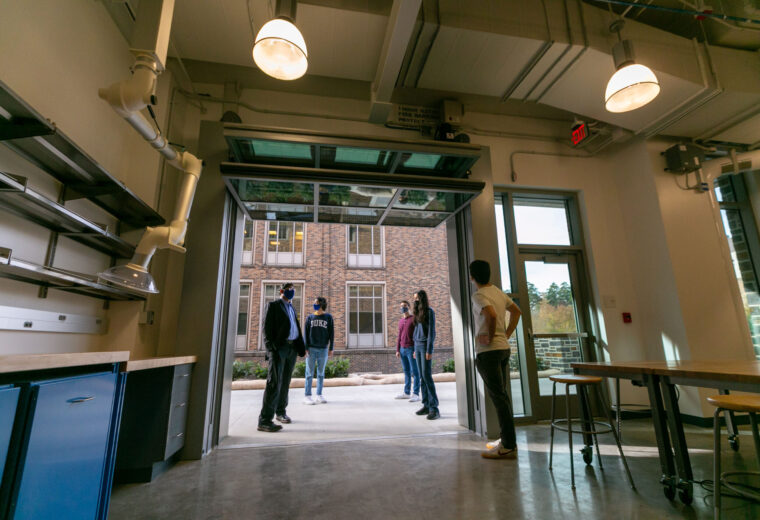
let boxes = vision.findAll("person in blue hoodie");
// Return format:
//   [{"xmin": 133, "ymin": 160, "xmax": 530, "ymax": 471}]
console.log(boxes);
[
  {"xmin": 303, "ymin": 296, "xmax": 334, "ymax": 405},
  {"xmin": 413, "ymin": 289, "xmax": 439, "ymax": 420}
]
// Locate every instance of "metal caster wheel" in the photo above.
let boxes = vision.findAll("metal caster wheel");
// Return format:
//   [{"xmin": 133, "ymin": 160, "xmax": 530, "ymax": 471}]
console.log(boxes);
[
  {"xmin": 678, "ymin": 484, "xmax": 694, "ymax": 505},
  {"xmin": 663, "ymin": 484, "xmax": 676, "ymax": 501},
  {"xmin": 581, "ymin": 446, "xmax": 593, "ymax": 465},
  {"xmin": 729, "ymin": 436, "xmax": 740, "ymax": 452}
]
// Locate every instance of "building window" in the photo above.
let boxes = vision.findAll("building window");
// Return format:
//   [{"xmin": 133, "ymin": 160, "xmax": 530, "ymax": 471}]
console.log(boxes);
[
  {"xmin": 715, "ymin": 174, "xmax": 760, "ymax": 359},
  {"xmin": 242, "ymin": 218, "xmax": 254, "ymax": 265},
  {"xmin": 259, "ymin": 282, "xmax": 304, "ymax": 349},
  {"xmin": 347, "ymin": 283, "xmax": 385, "ymax": 348},
  {"xmin": 236, "ymin": 283, "xmax": 251, "ymax": 351},
  {"xmin": 347, "ymin": 225, "xmax": 383, "ymax": 268},
  {"xmin": 265, "ymin": 222, "xmax": 305, "ymax": 265}
]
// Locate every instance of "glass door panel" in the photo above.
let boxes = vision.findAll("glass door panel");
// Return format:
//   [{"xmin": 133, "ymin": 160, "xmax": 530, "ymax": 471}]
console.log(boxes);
[{"xmin": 524, "ymin": 259, "xmax": 585, "ymax": 397}]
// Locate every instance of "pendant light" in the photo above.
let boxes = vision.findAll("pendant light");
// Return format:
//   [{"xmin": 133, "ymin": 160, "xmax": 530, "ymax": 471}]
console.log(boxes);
[
  {"xmin": 604, "ymin": 20, "xmax": 660, "ymax": 113},
  {"xmin": 253, "ymin": 0, "xmax": 308, "ymax": 80}
]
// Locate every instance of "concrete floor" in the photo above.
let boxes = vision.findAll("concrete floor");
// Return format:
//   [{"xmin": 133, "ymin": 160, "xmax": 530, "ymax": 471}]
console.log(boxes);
[
  {"xmin": 109, "ymin": 384, "xmax": 760, "ymax": 520},
  {"xmin": 222, "ymin": 382, "xmax": 464, "ymax": 448},
  {"xmin": 109, "ymin": 419, "xmax": 760, "ymax": 520}
]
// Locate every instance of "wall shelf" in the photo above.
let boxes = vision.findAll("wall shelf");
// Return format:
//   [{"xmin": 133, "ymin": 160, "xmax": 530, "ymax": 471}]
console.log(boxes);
[
  {"xmin": 0, "ymin": 248, "xmax": 144, "ymax": 301},
  {"xmin": 0, "ymin": 172, "xmax": 136, "ymax": 258},
  {"xmin": 0, "ymin": 80, "xmax": 164, "ymax": 229}
]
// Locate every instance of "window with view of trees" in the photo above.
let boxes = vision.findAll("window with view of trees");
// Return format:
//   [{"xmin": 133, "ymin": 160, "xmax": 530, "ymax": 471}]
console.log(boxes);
[
  {"xmin": 527, "ymin": 281, "xmax": 577, "ymax": 333},
  {"xmin": 715, "ymin": 174, "xmax": 760, "ymax": 359}
]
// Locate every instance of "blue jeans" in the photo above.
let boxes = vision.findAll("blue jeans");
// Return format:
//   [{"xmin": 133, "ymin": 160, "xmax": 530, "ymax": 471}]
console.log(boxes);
[
  {"xmin": 399, "ymin": 348, "xmax": 420, "ymax": 395},
  {"xmin": 414, "ymin": 345, "xmax": 439, "ymax": 410},
  {"xmin": 305, "ymin": 348, "xmax": 328, "ymax": 396}
]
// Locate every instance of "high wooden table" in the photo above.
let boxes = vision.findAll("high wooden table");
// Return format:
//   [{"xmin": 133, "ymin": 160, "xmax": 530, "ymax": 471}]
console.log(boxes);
[{"xmin": 571, "ymin": 360, "xmax": 760, "ymax": 505}]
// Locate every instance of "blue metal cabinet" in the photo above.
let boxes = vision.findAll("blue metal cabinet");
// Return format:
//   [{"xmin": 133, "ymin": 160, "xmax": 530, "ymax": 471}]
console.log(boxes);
[
  {"xmin": 8, "ymin": 372, "xmax": 117, "ymax": 520},
  {"xmin": 0, "ymin": 385, "xmax": 20, "ymax": 481}
]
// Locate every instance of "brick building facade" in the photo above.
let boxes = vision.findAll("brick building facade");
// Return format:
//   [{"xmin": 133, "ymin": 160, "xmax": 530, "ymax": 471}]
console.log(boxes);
[{"xmin": 235, "ymin": 220, "xmax": 454, "ymax": 373}]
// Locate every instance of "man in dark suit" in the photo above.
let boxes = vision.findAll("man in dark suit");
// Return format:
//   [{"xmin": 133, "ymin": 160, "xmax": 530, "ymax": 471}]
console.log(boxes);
[{"xmin": 258, "ymin": 282, "xmax": 306, "ymax": 432}]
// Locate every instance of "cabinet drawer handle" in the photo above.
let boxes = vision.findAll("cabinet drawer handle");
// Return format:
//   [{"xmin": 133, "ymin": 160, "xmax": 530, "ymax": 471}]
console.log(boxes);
[
  {"xmin": 67, "ymin": 396, "xmax": 95, "ymax": 404},
  {"xmin": 175, "ymin": 402, "xmax": 187, "ymax": 408},
  {"xmin": 174, "ymin": 432, "xmax": 184, "ymax": 438},
  {"xmin": 177, "ymin": 374, "xmax": 190, "ymax": 378}
]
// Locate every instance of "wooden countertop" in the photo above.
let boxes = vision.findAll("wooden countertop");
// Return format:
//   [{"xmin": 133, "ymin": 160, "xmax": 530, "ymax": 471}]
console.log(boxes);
[
  {"xmin": 0, "ymin": 351, "xmax": 130, "ymax": 374},
  {"xmin": 572, "ymin": 360, "xmax": 760, "ymax": 384},
  {"xmin": 124, "ymin": 356, "xmax": 198, "ymax": 372}
]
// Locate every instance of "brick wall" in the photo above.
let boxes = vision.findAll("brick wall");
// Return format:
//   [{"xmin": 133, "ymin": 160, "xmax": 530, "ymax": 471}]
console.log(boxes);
[
  {"xmin": 237, "ymin": 221, "xmax": 454, "ymax": 372},
  {"xmin": 235, "ymin": 348, "xmax": 455, "ymax": 375}
]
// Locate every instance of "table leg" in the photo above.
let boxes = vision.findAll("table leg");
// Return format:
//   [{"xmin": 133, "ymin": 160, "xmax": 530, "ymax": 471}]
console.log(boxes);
[
  {"xmin": 719, "ymin": 389, "xmax": 740, "ymax": 451},
  {"xmin": 661, "ymin": 378, "xmax": 694, "ymax": 505},
  {"xmin": 645, "ymin": 374, "xmax": 677, "ymax": 501},
  {"xmin": 578, "ymin": 384, "xmax": 594, "ymax": 451}
]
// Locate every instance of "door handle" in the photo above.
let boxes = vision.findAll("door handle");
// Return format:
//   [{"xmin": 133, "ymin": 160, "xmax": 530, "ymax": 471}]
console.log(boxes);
[{"xmin": 67, "ymin": 396, "xmax": 95, "ymax": 404}]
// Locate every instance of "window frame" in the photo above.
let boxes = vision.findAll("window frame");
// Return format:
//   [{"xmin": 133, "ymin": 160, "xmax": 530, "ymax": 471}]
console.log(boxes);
[
  {"xmin": 345, "ymin": 225, "xmax": 385, "ymax": 269},
  {"xmin": 263, "ymin": 221, "xmax": 306, "ymax": 266},
  {"xmin": 257, "ymin": 280, "xmax": 306, "ymax": 350},
  {"xmin": 241, "ymin": 217, "xmax": 255, "ymax": 266},
  {"xmin": 345, "ymin": 281, "xmax": 387, "ymax": 349},
  {"xmin": 236, "ymin": 281, "xmax": 253, "ymax": 351}
]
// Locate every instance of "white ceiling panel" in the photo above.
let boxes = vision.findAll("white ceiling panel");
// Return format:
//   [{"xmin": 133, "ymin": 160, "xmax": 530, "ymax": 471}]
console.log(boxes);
[
  {"xmin": 712, "ymin": 112, "xmax": 760, "ymax": 144},
  {"xmin": 663, "ymin": 91, "xmax": 760, "ymax": 142},
  {"xmin": 417, "ymin": 26, "xmax": 547, "ymax": 97},
  {"xmin": 539, "ymin": 48, "xmax": 706, "ymax": 134},
  {"xmin": 170, "ymin": 0, "xmax": 387, "ymax": 82}
]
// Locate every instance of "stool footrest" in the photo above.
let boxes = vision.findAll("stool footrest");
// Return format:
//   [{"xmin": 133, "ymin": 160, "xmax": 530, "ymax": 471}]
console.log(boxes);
[{"xmin": 551, "ymin": 418, "xmax": 615, "ymax": 436}]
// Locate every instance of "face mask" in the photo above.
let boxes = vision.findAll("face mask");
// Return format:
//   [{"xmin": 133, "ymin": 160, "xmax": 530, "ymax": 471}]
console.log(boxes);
[
  {"xmin": 283, "ymin": 289, "xmax": 295, "ymax": 300},
  {"xmin": 313, "ymin": 304, "xmax": 321, "ymax": 311},
  {"xmin": 401, "ymin": 306, "xmax": 408, "ymax": 314}
]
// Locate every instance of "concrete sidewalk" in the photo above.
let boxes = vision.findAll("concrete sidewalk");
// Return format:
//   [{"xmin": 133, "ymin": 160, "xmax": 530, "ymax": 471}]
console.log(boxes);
[{"xmin": 221, "ymin": 381, "xmax": 465, "ymax": 449}]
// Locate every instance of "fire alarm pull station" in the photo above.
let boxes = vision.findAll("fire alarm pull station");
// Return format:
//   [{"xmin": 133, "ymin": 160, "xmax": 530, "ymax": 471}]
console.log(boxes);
[{"xmin": 622, "ymin": 312, "xmax": 632, "ymax": 323}]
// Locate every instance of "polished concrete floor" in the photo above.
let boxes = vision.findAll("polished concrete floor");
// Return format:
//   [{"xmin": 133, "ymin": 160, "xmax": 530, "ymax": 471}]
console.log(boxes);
[
  {"xmin": 222, "ymin": 382, "xmax": 464, "ymax": 448},
  {"xmin": 110, "ymin": 418, "xmax": 760, "ymax": 519}
]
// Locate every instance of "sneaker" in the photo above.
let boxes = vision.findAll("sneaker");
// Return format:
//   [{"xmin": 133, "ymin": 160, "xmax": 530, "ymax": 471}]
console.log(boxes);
[
  {"xmin": 395, "ymin": 393, "xmax": 411, "ymax": 399},
  {"xmin": 275, "ymin": 414, "xmax": 292, "ymax": 424},
  {"xmin": 316, "ymin": 395, "xmax": 327, "ymax": 404},
  {"xmin": 415, "ymin": 407, "xmax": 430, "ymax": 416},
  {"xmin": 257, "ymin": 422, "xmax": 283, "ymax": 433},
  {"xmin": 303, "ymin": 396, "xmax": 316, "ymax": 405},
  {"xmin": 481, "ymin": 445, "xmax": 518, "ymax": 460},
  {"xmin": 409, "ymin": 394, "xmax": 421, "ymax": 403},
  {"xmin": 426, "ymin": 409, "xmax": 440, "ymax": 420},
  {"xmin": 486, "ymin": 439, "xmax": 502, "ymax": 450}
]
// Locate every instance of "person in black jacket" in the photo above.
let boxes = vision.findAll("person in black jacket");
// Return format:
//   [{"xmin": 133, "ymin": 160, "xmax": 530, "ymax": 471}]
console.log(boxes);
[{"xmin": 258, "ymin": 282, "xmax": 306, "ymax": 432}]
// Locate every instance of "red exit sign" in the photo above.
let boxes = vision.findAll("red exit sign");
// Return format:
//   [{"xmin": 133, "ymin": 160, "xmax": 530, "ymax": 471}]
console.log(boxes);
[{"xmin": 571, "ymin": 123, "xmax": 588, "ymax": 146}]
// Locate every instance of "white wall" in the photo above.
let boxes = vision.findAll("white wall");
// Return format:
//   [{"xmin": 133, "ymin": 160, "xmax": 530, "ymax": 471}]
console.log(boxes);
[{"xmin": 0, "ymin": 0, "xmax": 169, "ymax": 357}]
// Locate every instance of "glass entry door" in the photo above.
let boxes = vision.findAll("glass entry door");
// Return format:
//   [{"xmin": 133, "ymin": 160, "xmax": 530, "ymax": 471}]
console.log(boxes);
[
  {"xmin": 522, "ymin": 254, "xmax": 589, "ymax": 416},
  {"xmin": 496, "ymin": 192, "xmax": 594, "ymax": 420}
]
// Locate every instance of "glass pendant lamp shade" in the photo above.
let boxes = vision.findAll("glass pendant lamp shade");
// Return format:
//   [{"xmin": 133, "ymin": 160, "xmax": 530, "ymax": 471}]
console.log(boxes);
[
  {"xmin": 605, "ymin": 63, "xmax": 660, "ymax": 113},
  {"xmin": 253, "ymin": 18, "xmax": 308, "ymax": 80},
  {"xmin": 99, "ymin": 263, "xmax": 158, "ymax": 294}
]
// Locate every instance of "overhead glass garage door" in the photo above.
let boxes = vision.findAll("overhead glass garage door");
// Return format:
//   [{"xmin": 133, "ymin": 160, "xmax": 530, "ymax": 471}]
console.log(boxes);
[{"xmin": 220, "ymin": 126, "xmax": 484, "ymax": 228}]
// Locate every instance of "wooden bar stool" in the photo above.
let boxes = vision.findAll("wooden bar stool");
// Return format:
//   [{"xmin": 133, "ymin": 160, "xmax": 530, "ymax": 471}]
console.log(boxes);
[
  {"xmin": 549, "ymin": 374, "xmax": 636, "ymax": 490},
  {"xmin": 706, "ymin": 394, "xmax": 760, "ymax": 520}
]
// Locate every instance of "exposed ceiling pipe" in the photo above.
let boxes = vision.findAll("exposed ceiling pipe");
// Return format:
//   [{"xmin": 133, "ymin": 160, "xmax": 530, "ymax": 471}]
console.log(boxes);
[
  {"xmin": 97, "ymin": 0, "xmax": 203, "ymax": 294},
  {"xmin": 678, "ymin": 0, "xmax": 760, "ymax": 32},
  {"xmin": 590, "ymin": 0, "xmax": 760, "ymax": 25},
  {"xmin": 701, "ymin": 147, "xmax": 760, "ymax": 182}
]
